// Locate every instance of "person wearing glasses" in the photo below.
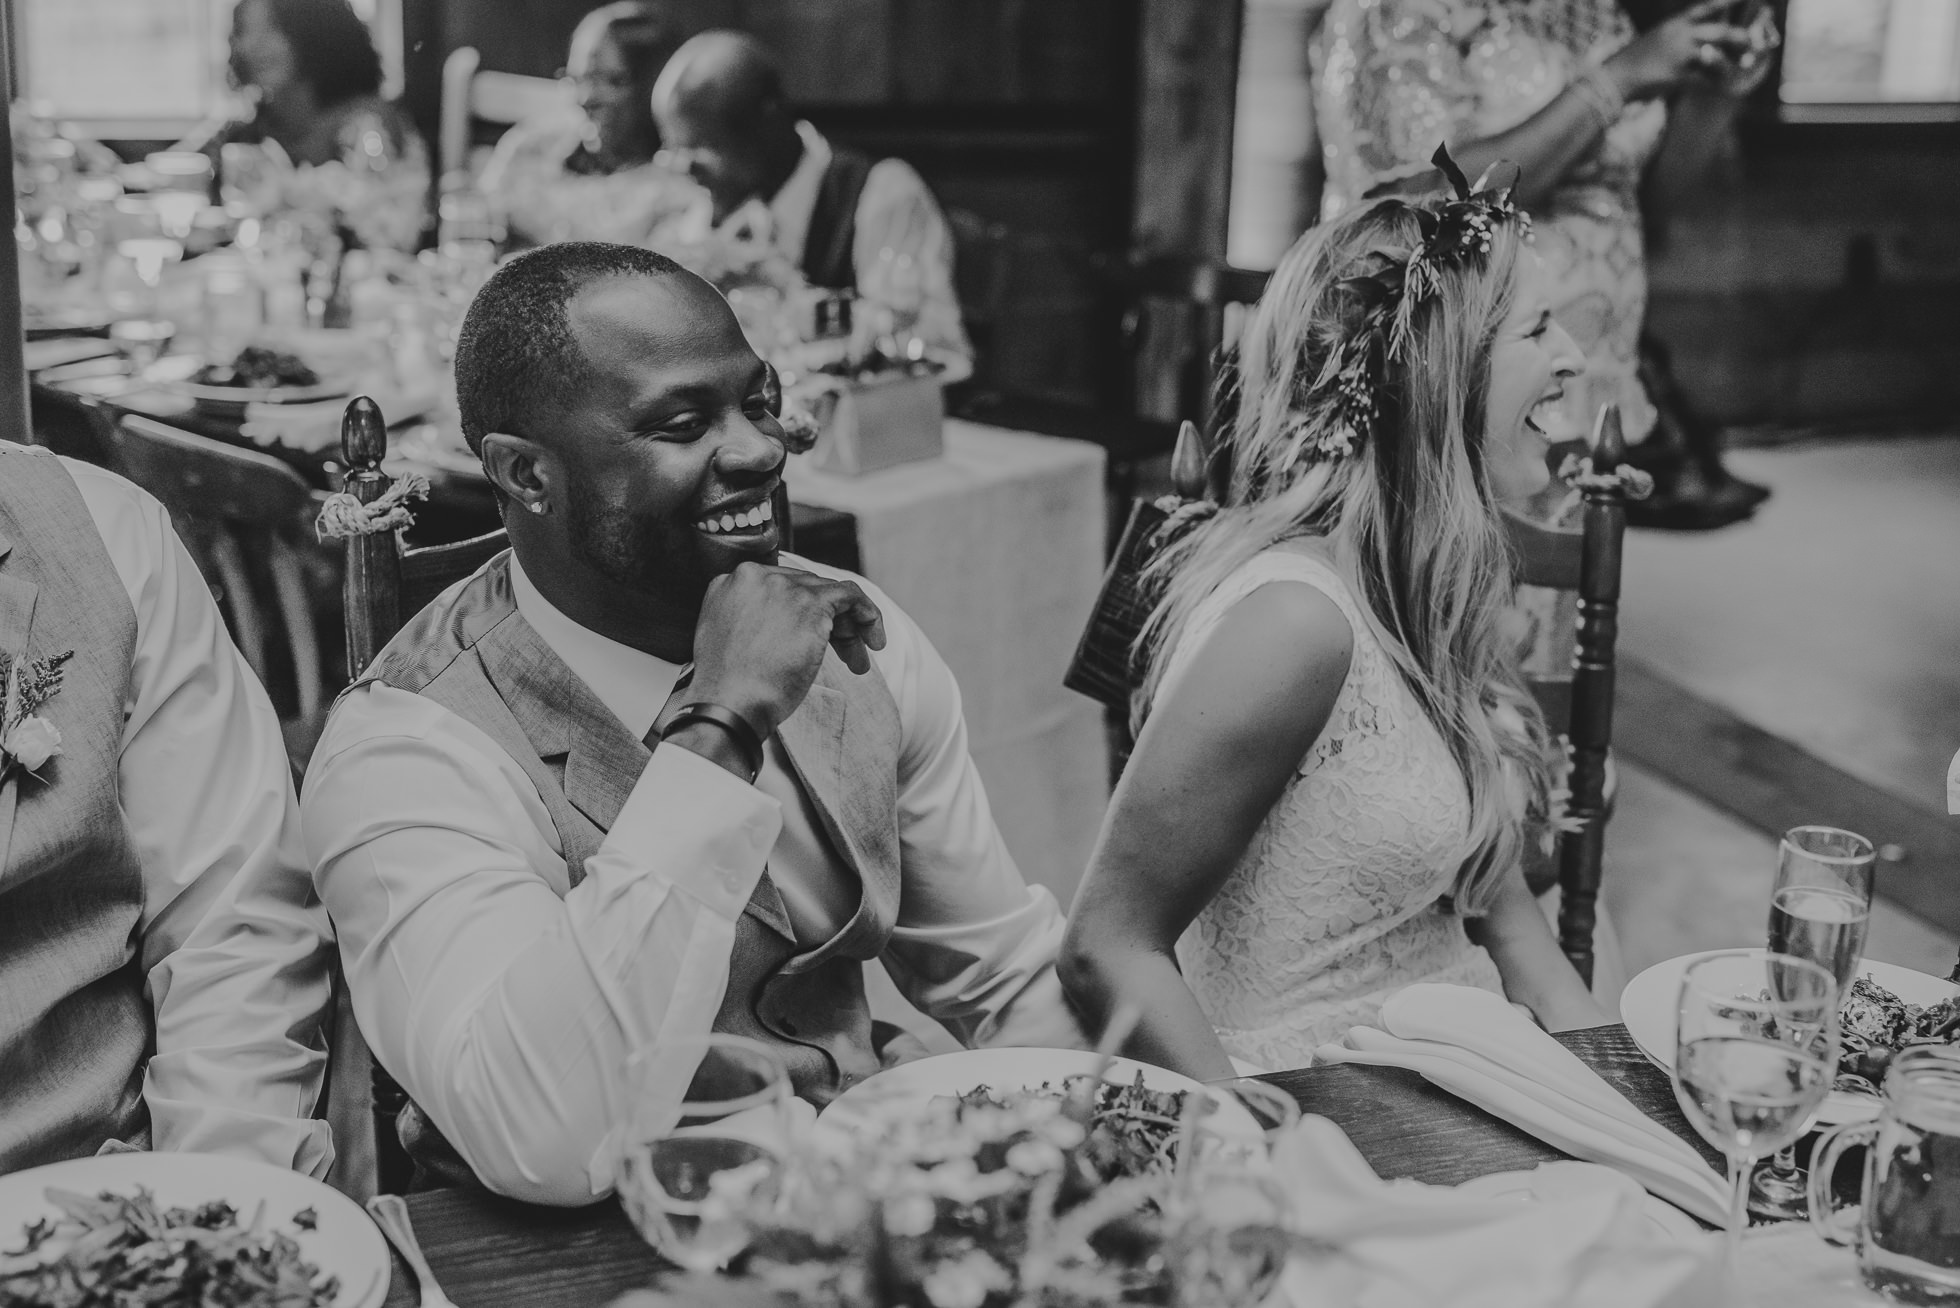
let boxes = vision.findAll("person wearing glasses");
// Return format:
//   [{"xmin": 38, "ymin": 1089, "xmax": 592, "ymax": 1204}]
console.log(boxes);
[{"xmin": 478, "ymin": 2, "xmax": 703, "ymax": 249}]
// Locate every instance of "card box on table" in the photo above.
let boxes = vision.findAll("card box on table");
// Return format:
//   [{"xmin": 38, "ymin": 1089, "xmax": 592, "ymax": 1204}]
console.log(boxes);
[{"xmin": 807, "ymin": 372, "xmax": 944, "ymax": 476}]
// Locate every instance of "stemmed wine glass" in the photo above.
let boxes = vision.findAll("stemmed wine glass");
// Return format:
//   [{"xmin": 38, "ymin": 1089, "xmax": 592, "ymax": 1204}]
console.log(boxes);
[
  {"xmin": 614, "ymin": 1033, "xmax": 791, "ymax": 1272},
  {"xmin": 1672, "ymin": 950, "xmax": 1839, "ymax": 1274},
  {"xmin": 1748, "ymin": 825, "xmax": 1876, "ymax": 1219}
]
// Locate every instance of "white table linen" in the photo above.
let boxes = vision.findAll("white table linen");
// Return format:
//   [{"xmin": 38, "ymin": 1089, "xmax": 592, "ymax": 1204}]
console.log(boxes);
[
  {"xmin": 1274, "ymin": 1115, "xmax": 1721, "ymax": 1308},
  {"xmin": 786, "ymin": 421, "xmax": 1108, "ymax": 908}
]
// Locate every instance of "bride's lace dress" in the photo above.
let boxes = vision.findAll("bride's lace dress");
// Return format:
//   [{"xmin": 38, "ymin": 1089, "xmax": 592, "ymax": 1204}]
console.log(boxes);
[{"xmin": 1156, "ymin": 549, "xmax": 1504, "ymax": 1070}]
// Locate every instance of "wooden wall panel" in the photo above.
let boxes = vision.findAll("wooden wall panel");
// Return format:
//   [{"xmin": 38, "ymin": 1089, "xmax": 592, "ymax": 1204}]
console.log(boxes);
[
  {"xmin": 1130, "ymin": 0, "xmax": 1241, "ymax": 259},
  {"xmin": 739, "ymin": 0, "xmax": 892, "ymax": 102}
]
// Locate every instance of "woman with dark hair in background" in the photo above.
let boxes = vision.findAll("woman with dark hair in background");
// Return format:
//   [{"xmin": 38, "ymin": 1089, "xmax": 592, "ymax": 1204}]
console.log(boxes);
[
  {"xmin": 189, "ymin": 0, "xmax": 429, "ymax": 252},
  {"xmin": 1312, "ymin": 0, "xmax": 1777, "ymax": 529},
  {"xmin": 478, "ymin": 2, "xmax": 701, "ymax": 248}
]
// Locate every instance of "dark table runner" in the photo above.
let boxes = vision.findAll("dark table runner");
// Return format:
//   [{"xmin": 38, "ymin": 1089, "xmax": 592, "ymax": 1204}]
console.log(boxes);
[{"xmin": 376, "ymin": 1024, "xmax": 1722, "ymax": 1308}]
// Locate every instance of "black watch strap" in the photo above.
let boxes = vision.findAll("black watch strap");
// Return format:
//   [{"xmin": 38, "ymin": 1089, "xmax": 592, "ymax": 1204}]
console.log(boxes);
[{"xmin": 659, "ymin": 701, "xmax": 767, "ymax": 780}]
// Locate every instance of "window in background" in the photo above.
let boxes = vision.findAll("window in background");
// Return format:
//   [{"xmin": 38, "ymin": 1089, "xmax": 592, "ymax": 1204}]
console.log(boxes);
[
  {"xmin": 1781, "ymin": 0, "xmax": 1960, "ymax": 104},
  {"xmin": 13, "ymin": 0, "xmax": 402, "ymax": 129}
]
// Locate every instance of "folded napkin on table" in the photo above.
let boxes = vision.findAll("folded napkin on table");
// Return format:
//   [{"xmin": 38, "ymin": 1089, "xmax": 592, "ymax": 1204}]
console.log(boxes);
[
  {"xmin": 1313, "ymin": 984, "xmax": 1732, "ymax": 1227},
  {"xmin": 239, "ymin": 384, "xmax": 441, "ymax": 453},
  {"xmin": 1273, "ymin": 1115, "xmax": 1721, "ymax": 1308}
]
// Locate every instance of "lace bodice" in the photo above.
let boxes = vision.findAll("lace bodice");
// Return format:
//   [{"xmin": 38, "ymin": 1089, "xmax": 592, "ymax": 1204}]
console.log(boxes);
[
  {"xmin": 1157, "ymin": 550, "xmax": 1503, "ymax": 1070},
  {"xmin": 1312, "ymin": 0, "xmax": 1666, "ymax": 442}
]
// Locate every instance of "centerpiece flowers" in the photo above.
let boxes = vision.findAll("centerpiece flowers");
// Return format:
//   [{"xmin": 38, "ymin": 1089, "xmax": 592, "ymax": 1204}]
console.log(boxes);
[{"xmin": 647, "ymin": 1077, "xmax": 1296, "ymax": 1308}]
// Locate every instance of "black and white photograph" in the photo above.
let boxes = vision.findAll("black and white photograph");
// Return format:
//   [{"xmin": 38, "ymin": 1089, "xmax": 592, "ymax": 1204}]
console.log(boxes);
[{"xmin": 2, "ymin": 0, "xmax": 1958, "ymax": 1303}]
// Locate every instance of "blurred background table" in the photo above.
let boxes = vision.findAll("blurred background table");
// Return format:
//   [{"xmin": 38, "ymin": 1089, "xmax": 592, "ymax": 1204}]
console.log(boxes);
[{"xmin": 788, "ymin": 420, "xmax": 1108, "ymax": 905}]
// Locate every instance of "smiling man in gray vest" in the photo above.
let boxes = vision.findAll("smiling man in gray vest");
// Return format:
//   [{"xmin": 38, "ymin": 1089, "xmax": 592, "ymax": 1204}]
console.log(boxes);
[
  {"xmin": 0, "ymin": 444, "xmax": 334, "ymax": 1176},
  {"xmin": 302, "ymin": 241, "xmax": 1079, "ymax": 1205},
  {"xmin": 650, "ymin": 30, "xmax": 970, "ymax": 359}
]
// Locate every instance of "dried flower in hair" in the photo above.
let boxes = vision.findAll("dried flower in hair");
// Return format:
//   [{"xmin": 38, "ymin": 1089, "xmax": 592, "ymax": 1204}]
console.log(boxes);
[{"xmin": 1286, "ymin": 143, "xmax": 1529, "ymax": 472}]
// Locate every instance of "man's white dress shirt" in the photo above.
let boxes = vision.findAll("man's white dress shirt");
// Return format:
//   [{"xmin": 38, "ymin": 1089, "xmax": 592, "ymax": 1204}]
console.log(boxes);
[
  {"xmin": 63, "ymin": 458, "xmax": 334, "ymax": 1176},
  {"xmin": 676, "ymin": 121, "xmax": 971, "ymax": 359},
  {"xmin": 303, "ymin": 554, "xmax": 1079, "ymax": 1205}
]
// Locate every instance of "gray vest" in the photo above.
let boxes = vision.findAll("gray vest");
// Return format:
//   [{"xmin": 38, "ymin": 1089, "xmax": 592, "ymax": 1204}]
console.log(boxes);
[
  {"xmin": 0, "ymin": 445, "xmax": 148, "ymax": 1173},
  {"xmin": 353, "ymin": 553, "xmax": 905, "ymax": 1185}
]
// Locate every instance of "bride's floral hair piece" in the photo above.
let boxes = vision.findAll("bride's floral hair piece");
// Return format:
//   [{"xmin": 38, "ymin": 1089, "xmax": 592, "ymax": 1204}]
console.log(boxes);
[{"xmin": 1286, "ymin": 145, "xmax": 1531, "ymax": 472}]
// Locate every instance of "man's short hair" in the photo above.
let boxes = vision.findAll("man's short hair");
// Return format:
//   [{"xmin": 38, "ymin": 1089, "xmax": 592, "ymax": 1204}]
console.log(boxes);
[{"xmin": 454, "ymin": 241, "xmax": 685, "ymax": 456}]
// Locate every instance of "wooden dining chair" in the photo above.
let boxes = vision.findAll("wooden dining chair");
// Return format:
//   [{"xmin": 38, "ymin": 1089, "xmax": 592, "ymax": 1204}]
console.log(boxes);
[
  {"xmin": 330, "ymin": 399, "xmax": 506, "ymax": 1193},
  {"xmin": 108, "ymin": 415, "xmax": 326, "ymax": 724},
  {"xmin": 1502, "ymin": 404, "xmax": 1638, "ymax": 988},
  {"xmin": 437, "ymin": 47, "xmax": 569, "ymax": 182}
]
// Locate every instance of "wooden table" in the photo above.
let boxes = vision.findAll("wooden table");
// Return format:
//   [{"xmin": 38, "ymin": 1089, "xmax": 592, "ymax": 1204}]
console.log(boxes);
[{"xmin": 375, "ymin": 1025, "xmax": 1722, "ymax": 1308}]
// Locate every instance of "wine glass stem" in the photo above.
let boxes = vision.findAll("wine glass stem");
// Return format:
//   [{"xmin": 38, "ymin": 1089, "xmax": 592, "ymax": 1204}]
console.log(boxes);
[
  {"xmin": 1769, "ymin": 1142, "xmax": 1798, "ymax": 1177},
  {"xmin": 1727, "ymin": 1151, "xmax": 1752, "ymax": 1273}
]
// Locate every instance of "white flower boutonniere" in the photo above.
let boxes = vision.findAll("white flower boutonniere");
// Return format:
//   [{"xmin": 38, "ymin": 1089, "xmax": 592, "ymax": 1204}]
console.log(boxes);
[{"xmin": 0, "ymin": 649, "xmax": 73, "ymax": 785}]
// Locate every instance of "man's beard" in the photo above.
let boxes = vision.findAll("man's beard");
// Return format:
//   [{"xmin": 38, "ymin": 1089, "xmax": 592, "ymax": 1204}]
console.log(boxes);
[{"xmin": 564, "ymin": 493, "xmax": 722, "ymax": 614}]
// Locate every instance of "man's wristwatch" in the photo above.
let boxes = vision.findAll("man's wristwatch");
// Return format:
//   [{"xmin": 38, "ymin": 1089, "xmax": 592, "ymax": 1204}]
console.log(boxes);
[{"xmin": 659, "ymin": 701, "xmax": 768, "ymax": 781}]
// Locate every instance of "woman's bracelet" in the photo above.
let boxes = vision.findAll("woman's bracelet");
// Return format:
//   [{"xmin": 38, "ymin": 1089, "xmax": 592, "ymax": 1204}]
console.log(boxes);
[
  {"xmin": 1568, "ymin": 64, "xmax": 1627, "ymax": 132},
  {"xmin": 661, "ymin": 701, "xmax": 769, "ymax": 781}
]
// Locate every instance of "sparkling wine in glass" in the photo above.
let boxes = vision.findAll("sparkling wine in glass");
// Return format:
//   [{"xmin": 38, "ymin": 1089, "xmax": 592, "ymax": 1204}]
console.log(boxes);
[
  {"xmin": 614, "ymin": 1033, "xmax": 791, "ymax": 1272},
  {"xmin": 1673, "ymin": 951, "xmax": 1838, "ymax": 1277},
  {"xmin": 1751, "ymin": 826, "xmax": 1875, "ymax": 1221}
]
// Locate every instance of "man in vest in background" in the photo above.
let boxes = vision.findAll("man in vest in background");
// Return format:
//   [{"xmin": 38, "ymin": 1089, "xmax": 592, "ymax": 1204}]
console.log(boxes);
[
  {"xmin": 302, "ymin": 242, "xmax": 1076, "ymax": 1205},
  {"xmin": 650, "ymin": 29, "xmax": 970, "ymax": 359},
  {"xmin": 0, "ymin": 444, "xmax": 334, "ymax": 1176}
]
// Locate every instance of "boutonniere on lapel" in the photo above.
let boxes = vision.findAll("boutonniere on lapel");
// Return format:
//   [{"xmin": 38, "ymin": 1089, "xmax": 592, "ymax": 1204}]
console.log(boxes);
[{"xmin": 0, "ymin": 649, "xmax": 73, "ymax": 785}]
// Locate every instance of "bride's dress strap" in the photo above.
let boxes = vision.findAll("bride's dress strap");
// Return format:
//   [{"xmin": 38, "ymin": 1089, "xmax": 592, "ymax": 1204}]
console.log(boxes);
[{"xmin": 1156, "ymin": 549, "xmax": 1366, "ymax": 707}]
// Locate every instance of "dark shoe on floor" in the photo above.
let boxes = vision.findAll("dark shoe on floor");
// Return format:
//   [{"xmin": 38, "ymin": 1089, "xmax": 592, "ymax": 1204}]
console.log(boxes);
[{"xmin": 1625, "ymin": 463, "xmax": 1761, "ymax": 531}]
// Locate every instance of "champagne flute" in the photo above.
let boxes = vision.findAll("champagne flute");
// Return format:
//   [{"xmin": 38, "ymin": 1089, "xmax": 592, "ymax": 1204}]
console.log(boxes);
[
  {"xmin": 1673, "ymin": 951, "xmax": 1839, "ymax": 1276},
  {"xmin": 614, "ymin": 1033, "xmax": 791, "ymax": 1272},
  {"xmin": 1749, "ymin": 826, "xmax": 1876, "ymax": 1220}
]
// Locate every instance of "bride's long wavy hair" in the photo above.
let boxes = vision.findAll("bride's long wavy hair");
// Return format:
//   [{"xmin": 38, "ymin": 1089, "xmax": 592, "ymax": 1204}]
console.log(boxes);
[{"xmin": 1136, "ymin": 198, "xmax": 1556, "ymax": 915}]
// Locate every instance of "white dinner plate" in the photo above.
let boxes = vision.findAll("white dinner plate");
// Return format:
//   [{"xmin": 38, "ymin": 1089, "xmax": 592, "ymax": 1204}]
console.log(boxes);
[
  {"xmin": 0, "ymin": 1152, "xmax": 388, "ymax": 1308},
  {"xmin": 162, "ymin": 377, "xmax": 353, "ymax": 407},
  {"xmin": 1457, "ymin": 1163, "xmax": 1705, "ymax": 1243},
  {"xmin": 815, "ymin": 1047, "xmax": 1267, "ymax": 1150},
  {"xmin": 1620, "ymin": 948, "xmax": 1959, "ymax": 1125}
]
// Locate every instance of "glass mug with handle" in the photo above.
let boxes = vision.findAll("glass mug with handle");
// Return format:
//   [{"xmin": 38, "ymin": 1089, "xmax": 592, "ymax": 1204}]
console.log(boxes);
[
  {"xmin": 615, "ymin": 1033, "xmax": 792, "ymax": 1271},
  {"xmin": 1810, "ymin": 1046, "xmax": 1960, "ymax": 1304}
]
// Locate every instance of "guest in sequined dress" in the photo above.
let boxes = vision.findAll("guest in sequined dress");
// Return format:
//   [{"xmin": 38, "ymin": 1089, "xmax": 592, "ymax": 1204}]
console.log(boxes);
[
  {"xmin": 1312, "ymin": 0, "xmax": 1771, "ymax": 527},
  {"xmin": 478, "ymin": 3, "xmax": 703, "ymax": 249}
]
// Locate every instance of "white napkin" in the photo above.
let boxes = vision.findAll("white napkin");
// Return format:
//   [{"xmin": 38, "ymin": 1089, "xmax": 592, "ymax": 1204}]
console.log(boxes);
[
  {"xmin": 1272, "ymin": 1115, "xmax": 1722, "ymax": 1308},
  {"xmin": 1313, "ymin": 984, "xmax": 1732, "ymax": 1227}
]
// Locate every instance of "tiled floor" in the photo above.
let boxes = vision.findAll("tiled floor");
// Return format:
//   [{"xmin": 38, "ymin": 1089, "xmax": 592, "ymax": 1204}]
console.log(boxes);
[
  {"xmin": 1605, "ymin": 432, "xmax": 1960, "ymax": 995},
  {"xmin": 1604, "ymin": 761, "xmax": 1957, "ymax": 986},
  {"xmin": 1620, "ymin": 435, "xmax": 1960, "ymax": 816}
]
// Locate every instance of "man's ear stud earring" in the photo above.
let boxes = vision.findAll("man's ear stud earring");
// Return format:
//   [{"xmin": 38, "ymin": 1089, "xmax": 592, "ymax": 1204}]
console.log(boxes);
[{"xmin": 527, "ymin": 501, "xmax": 547, "ymax": 516}]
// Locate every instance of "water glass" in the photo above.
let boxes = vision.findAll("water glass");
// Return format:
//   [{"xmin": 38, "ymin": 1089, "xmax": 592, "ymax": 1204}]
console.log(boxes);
[
  {"xmin": 1672, "ymin": 951, "xmax": 1839, "ymax": 1272},
  {"xmin": 614, "ymin": 1033, "xmax": 791, "ymax": 1271},
  {"xmin": 1753, "ymin": 825, "xmax": 1877, "ymax": 1218},
  {"xmin": 107, "ymin": 318, "xmax": 175, "ymax": 377},
  {"xmin": 1811, "ymin": 1046, "xmax": 1960, "ymax": 1303}
]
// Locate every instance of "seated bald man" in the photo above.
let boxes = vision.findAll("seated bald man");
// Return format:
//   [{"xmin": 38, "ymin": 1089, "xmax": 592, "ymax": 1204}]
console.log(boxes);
[
  {"xmin": 651, "ymin": 29, "xmax": 970, "ymax": 358},
  {"xmin": 303, "ymin": 241, "xmax": 1080, "ymax": 1204}
]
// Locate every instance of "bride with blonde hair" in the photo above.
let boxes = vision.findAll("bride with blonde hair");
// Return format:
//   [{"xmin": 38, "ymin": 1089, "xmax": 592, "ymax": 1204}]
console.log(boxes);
[{"xmin": 1061, "ymin": 160, "xmax": 1610, "ymax": 1077}]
